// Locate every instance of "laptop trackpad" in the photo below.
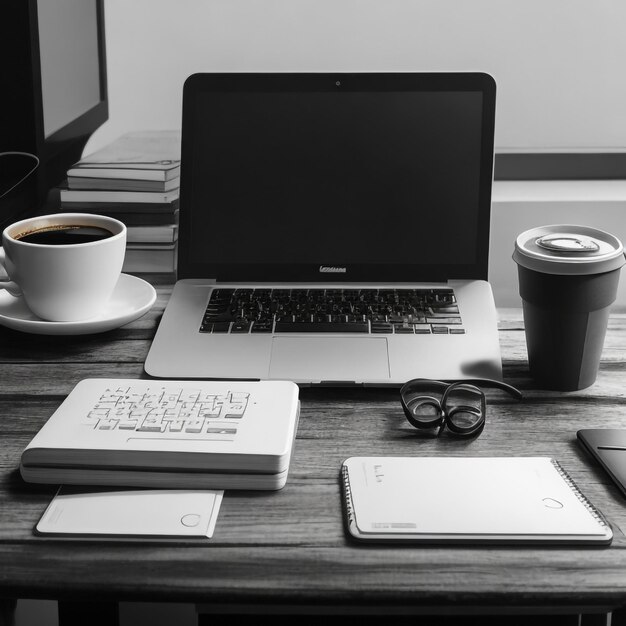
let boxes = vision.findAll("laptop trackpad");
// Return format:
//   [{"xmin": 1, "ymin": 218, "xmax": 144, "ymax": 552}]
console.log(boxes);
[{"xmin": 269, "ymin": 337, "xmax": 390, "ymax": 383}]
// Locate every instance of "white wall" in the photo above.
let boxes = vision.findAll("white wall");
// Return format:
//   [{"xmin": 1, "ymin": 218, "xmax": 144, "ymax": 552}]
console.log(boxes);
[{"xmin": 87, "ymin": 0, "xmax": 626, "ymax": 155}]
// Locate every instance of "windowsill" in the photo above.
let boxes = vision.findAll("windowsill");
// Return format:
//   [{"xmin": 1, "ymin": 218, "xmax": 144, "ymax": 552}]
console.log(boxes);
[{"xmin": 492, "ymin": 179, "xmax": 626, "ymax": 203}]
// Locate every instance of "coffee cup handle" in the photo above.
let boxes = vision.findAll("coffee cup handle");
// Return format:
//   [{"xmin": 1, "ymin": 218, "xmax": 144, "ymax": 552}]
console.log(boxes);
[{"xmin": 0, "ymin": 248, "xmax": 23, "ymax": 297}]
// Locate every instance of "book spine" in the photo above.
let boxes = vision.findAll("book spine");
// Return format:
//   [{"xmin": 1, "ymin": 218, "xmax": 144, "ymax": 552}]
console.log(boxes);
[
  {"xmin": 60, "ymin": 189, "xmax": 178, "ymax": 203},
  {"xmin": 550, "ymin": 459, "xmax": 612, "ymax": 531}
]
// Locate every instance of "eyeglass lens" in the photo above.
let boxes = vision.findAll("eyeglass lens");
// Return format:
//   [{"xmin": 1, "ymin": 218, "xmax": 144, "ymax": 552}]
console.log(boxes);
[
  {"xmin": 401, "ymin": 380, "xmax": 447, "ymax": 430},
  {"xmin": 406, "ymin": 395, "xmax": 444, "ymax": 428},
  {"xmin": 441, "ymin": 383, "xmax": 485, "ymax": 435}
]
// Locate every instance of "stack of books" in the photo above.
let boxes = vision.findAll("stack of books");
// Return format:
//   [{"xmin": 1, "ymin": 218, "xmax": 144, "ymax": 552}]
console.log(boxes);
[{"xmin": 59, "ymin": 130, "xmax": 181, "ymax": 273}]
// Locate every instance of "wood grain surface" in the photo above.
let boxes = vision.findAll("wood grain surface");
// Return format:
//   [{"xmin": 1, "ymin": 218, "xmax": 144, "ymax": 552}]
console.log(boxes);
[{"xmin": 1, "ymin": 287, "xmax": 626, "ymax": 614}]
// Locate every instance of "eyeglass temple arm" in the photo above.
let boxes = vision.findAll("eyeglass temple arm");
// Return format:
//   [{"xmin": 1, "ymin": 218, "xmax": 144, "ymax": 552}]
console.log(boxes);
[{"xmin": 442, "ymin": 378, "xmax": 523, "ymax": 400}]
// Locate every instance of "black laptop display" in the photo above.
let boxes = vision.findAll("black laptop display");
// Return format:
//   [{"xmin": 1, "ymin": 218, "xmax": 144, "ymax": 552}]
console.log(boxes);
[{"xmin": 178, "ymin": 73, "xmax": 496, "ymax": 283}]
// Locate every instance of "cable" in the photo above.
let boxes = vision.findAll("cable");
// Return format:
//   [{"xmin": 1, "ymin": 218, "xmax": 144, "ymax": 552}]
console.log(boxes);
[{"xmin": 0, "ymin": 152, "xmax": 40, "ymax": 199}]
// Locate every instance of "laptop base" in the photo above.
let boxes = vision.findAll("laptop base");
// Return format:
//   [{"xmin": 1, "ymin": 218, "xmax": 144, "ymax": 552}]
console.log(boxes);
[{"xmin": 145, "ymin": 279, "xmax": 502, "ymax": 386}]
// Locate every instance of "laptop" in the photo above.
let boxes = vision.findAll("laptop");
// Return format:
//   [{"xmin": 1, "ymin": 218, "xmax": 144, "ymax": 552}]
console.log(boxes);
[{"xmin": 145, "ymin": 72, "xmax": 502, "ymax": 386}]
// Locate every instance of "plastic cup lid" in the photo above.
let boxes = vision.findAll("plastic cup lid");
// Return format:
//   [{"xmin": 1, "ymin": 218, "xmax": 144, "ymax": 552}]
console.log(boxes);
[{"xmin": 512, "ymin": 224, "xmax": 626, "ymax": 275}]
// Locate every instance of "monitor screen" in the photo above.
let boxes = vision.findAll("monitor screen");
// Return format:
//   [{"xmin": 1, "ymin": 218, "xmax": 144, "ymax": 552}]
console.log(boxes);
[
  {"xmin": 0, "ymin": 0, "xmax": 107, "ymax": 230},
  {"xmin": 37, "ymin": 0, "xmax": 103, "ymax": 139}
]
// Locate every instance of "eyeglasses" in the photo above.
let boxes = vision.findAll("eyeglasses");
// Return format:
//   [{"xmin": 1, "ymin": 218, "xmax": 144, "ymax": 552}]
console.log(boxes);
[{"xmin": 400, "ymin": 378, "xmax": 522, "ymax": 438}]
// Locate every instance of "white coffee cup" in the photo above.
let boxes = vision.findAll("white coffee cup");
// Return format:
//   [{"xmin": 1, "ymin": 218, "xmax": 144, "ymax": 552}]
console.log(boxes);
[{"xmin": 0, "ymin": 213, "xmax": 126, "ymax": 322}]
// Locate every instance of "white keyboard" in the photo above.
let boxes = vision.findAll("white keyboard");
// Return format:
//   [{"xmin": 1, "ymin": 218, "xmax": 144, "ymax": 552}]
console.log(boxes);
[
  {"xmin": 21, "ymin": 378, "xmax": 301, "ymax": 490},
  {"xmin": 88, "ymin": 383, "xmax": 250, "ymax": 436}
]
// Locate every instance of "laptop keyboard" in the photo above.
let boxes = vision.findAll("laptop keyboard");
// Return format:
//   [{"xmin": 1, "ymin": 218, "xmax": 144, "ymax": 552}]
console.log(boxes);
[
  {"xmin": 87, "ymin": 384, "xmax": 249, "ymax": 437},
  {"xmin": 199, "ymin": 288, "xmax": 464, "ymax": 335}
]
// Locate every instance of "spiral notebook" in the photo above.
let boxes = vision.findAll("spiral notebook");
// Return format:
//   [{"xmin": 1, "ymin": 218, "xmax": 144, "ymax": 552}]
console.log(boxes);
[{"xmin": 341, "ymin": 456, "xmax": 612, "ymax": 545}]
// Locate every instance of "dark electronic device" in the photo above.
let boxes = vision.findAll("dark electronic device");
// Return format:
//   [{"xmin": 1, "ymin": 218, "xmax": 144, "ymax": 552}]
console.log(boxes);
[
  {"xmin": 577, "ymin": 429, "xmax": 626, "ymax": 497},
  {"xmin": 0, "ymin": 0, "xmax": 108, "ymax": 229}
]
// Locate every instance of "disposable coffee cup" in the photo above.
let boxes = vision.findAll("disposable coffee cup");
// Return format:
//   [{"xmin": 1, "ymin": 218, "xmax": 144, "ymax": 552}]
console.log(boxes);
[
  {"xmin": 513, "ymin": 224, "xmax": 625, "ymax": 391},
  {"xmin": 0, "ymin": 213, "xmax": 126, "ymax": 322}
]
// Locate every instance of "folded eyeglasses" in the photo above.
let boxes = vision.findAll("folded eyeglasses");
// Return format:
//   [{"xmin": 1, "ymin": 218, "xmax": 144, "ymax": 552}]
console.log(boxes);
[{"xmin": 400, "ymin": 378, "xmax": 523, "ymax": 438}]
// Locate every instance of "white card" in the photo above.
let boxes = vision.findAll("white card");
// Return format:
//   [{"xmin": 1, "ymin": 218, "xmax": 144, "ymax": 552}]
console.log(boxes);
[{"xmin": 36, "ymin": 487, "xmax": 223, "ymax": 538}]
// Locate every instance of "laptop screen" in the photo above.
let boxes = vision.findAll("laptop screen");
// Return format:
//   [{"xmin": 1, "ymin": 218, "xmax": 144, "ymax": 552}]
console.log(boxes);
[{"xmin": 178, "ymin": 73, "xmax": 495, "ymax": 282}]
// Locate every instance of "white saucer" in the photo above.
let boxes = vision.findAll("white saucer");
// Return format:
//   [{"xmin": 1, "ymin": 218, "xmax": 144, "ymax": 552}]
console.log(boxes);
[{"xmin": 0, "ymin": 273, "xmax": 157, "ymax": 335}]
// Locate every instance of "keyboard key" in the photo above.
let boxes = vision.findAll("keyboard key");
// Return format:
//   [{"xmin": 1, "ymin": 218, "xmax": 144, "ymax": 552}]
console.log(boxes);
[
  {"xmin": 432, "ymin": 326, "xmax": 450, "ymax": 334},
  {"xmin": 209, "ymin": 288, "xmax": 234, "ymax": 301},
  {"xmin": 207, "ymin": 427, "xmax": 237, "ymax": 435},
  {"xmin": 426, "ymin": 316, "xmax": 462, "ymax": 324},
  {"xmin": 142, "ymin": 391, "xmax": 164, "ymax": 404},
  {"xmin": 99, "ymin": 393, "xmax": 123, "ymax": 403},
  {"xmin": 126, "ymin": 392, "xmax": 145, "ymax": 404},
  {"xmin": 371, "ymin": 323, "xmax": 393, "ymax": 333},
  {"xmin": 275, "ymin": 321, "xmax": 369, "ymax": 333},
  {"xmin": 93, "ymin": 401, "xmax": 118, "ymax": 409},
  {"xmin": 164, "ymin": 390, "xmax": 182, "ymax": 403},
  {"xmin": 138, "ymin": 422, "xmax": 166, "ymax": 433},
  {"xmin": 432, "ymin": 304, "xmax": 459, "ymax": 314},
  {"xmin": 203, "ymin": 313, "xmax": 233, "ymax": 323},
  {"xmin": 251, "ymin": 321, "xmax": 273, "ymax": 333},
  {"xmin": 185, "ymin": 418, "xmax": 205, "ymax": 433},
  {"xmin": 231, "ymin": 321, "xmax": 251, "ymax": 333},
  {"xmin": 393, "ymin": 325, "xmax": 414, "ymax": 334},
  {"xmin": 224, "ymin": 402, "xmax": 247, "ymax": 418},
  {"xmin": 230, "ymin": 392, "xmax": 250, "ymax": 401},
  {"xmin": 180, "ymin": 390, "xmax": 201, "ymax": 403}
]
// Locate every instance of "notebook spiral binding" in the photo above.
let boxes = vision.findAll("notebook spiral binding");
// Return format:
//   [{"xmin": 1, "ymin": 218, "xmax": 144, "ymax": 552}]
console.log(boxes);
[
  {"xmin": 341, "ymin": 464, "xmax": 355, "ymax": 527},
  {"xmin": 550, "ymin": 458, "xmax": 611, "ymax": 531}
]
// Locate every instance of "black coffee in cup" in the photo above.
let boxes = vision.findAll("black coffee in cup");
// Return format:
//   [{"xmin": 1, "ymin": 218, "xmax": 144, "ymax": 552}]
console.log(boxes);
[
  {"xmin": 14, "ymin": 225, "xmax": 114, "ymax": 246},
  {"xmin": 513, "ymin": 225, "xmax": 625, "ymax": 391}
]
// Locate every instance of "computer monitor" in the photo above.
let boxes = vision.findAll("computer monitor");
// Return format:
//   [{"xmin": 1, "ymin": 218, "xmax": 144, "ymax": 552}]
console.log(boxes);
[{"xmin": 0, "ymin": 0, "xmax": 108, "ymax": 229}]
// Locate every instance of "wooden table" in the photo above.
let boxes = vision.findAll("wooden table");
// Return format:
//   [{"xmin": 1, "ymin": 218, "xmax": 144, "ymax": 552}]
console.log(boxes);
[{"xmin": 1, "ymin": 281, "xmax": 626, "ymax": 625}]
